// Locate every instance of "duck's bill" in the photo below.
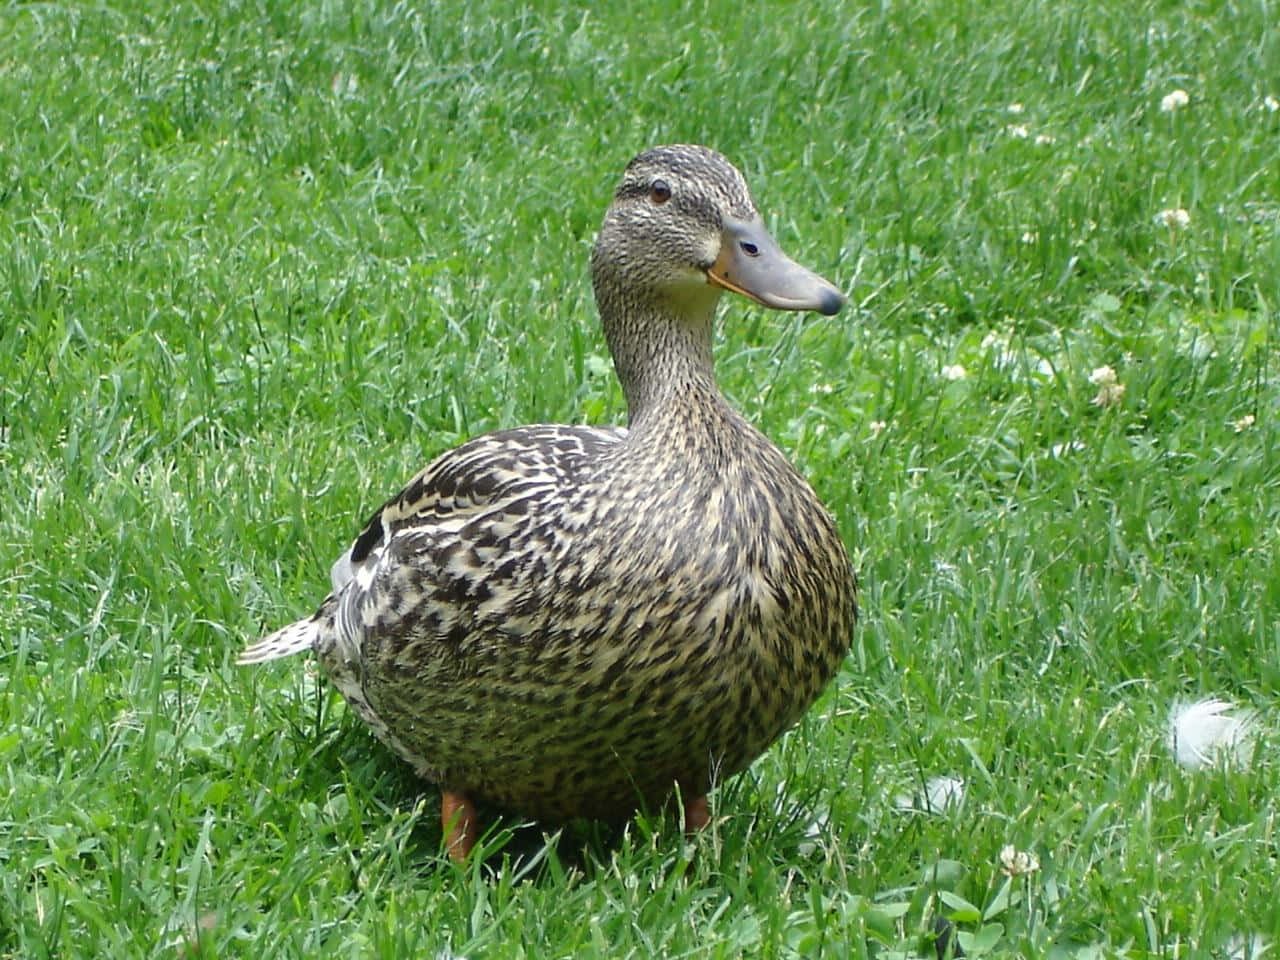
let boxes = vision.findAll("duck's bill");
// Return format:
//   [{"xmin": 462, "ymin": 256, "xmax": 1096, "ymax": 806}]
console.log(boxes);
[{"xmin": 706, "ymin": 215, "xmax": 846, "ymax": 316}]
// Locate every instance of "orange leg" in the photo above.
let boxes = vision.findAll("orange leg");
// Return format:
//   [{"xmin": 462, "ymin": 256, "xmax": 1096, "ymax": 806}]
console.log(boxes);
[
  {"xmin": 441, "ymin": 790, "xmax": 478, "ymax": 864},
  {"xmin": 683, "ymin": 794, "xmax": 710, "ymax": 833}
]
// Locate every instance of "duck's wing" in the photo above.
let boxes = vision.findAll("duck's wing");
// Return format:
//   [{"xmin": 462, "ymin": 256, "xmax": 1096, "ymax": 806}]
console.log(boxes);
[{"xmin": 237, "ymin": 424, "xmax": 625, "ymax": 665}]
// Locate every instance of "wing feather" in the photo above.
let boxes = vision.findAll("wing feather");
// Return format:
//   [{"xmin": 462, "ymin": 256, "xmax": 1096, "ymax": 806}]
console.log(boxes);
[{"xmin": 241, "ymin": 424, "xmax": 626, "ymax": 667}]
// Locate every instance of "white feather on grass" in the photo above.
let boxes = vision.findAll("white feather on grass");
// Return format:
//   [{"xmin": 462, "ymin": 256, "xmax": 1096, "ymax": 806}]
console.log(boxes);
[
  {"xmin": 795, "ymin": 808, "xmax": 830, "ymax": 858},
  {"xmin": 1167, "ymin": 698, "xmax": 1258, "ymax": 770},
  {"xmin": 894, "ymin": 775, "xmax": 966, "ymax": 814}
]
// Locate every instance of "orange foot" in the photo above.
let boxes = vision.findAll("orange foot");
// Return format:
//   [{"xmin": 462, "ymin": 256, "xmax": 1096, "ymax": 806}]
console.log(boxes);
[
  {"xmin": 441, "ymin": 790, "xmax": 478, "ymax": 864},
  {"xmin": 683, "ymin": 794, "xmax": 710, "ymax": 833}
]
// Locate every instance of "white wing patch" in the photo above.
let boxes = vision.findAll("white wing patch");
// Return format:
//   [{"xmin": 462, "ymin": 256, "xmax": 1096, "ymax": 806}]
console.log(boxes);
[{"xmin": 330, "ymin": 550, "xmax": 355, "ymax": 593}]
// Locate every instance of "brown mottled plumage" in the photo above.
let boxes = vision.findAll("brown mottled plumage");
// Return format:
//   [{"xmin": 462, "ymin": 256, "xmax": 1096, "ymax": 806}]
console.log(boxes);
[{"xmin": 240, "ymin": 145, "xmax": 857, "ymax": 858}]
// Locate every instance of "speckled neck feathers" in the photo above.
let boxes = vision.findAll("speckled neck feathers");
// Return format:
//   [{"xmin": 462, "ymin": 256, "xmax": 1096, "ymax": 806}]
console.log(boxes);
[{"xmin": 590, "ymin": 144, "xmax": 756, "ymax": 429}]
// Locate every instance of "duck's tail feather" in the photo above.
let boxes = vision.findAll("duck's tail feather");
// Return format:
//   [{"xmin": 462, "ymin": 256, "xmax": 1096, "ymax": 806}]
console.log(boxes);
[{"xmin": 238, "ymin": 598, "xmax": 335, "ymax": 664}]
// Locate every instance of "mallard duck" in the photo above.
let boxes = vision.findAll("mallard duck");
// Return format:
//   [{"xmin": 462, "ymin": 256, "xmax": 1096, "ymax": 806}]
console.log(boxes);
[{"xmin": 240, "ymin": 144, "xmax": 857, "ymax": 861}]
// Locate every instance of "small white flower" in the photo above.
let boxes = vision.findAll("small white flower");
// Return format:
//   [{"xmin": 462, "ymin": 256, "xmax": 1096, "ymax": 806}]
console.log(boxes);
[
  {"xmin": 1168, "ymin": 698, "xmax": 1258, "ymax": 769},
  {"xmin": 868, "ymin": 419, "xmax": 887, "ymax": 436},
  {"xmin": 895, "ymin": 775, "xmax": 965, "ymax": 814},
  {"xmin": 998, "ymin": 844, "xmax": 1040, "ymax": 877},
  {"xmin": 808, "ymin": 382, "xmax": 834, "ymax": 395},
  {"xmin": 1034, "ymin": 133, "xmax": 1056, "ymax": 146},
  {"xmin": 941, "ymin": 364, "xmax": 967, "ymax": 381},
  {"xmin": 1007, "ymin": 124, "xmax": 1030, "ymax": 139},
  {"xmin": 1233, "ymin": 414, "xmax": 1256, "ymax": 432},
  {"xmin": 1160, "ymin": 88, "xmax": 1190, "ymax": 112},
  {"xmin": 1089, "ymin": 365, "xmax": 1118, "ymax": 386},
  {"xmin": 1092, "ymin": 382, "xmax": 1126, "ymax": 407},
  {"xmin": 1088, "ymin": 365, "xmax": 1125, "ymax": 407},
  {"xmin": 1007, "ymin": 102, "xmax": 1025, "ymax": 115},
  {"xmin": 1264, "ymin": 95, "xmax": 1279, "ymax": 113},
  {"xmin": 1020, "ymin": 230, "xmax": 1039, "ymax": 244},
  {"xmin": 1157, "ymin": 207, "xmax": 1191, "ymax": 229}
]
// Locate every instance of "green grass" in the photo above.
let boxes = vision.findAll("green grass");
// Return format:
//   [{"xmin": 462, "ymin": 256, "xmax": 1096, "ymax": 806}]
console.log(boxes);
[{"xmin": 2, "ymin": 0, "xmax": 1279, "ymax": 956}]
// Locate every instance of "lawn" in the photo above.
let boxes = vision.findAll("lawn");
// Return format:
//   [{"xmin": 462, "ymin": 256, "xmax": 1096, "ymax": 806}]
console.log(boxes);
[{"xmin": 2, "ymin": 0, "xmax": 1278, "ymax": 956}]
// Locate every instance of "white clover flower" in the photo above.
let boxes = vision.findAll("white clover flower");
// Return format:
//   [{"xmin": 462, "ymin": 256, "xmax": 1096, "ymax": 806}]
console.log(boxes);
[
  {"xmin": 941, "ymin": 364, "xmax": 967, "ymax": 381},
  {"xmin": 1157, "ymin": 207, "xmax": 1191, "ymax": 229},
  {"xmin": 999, "ymin": 844, "xmax": 1040, "ymax": 877},
  {"xmin": 1168, "ymin": 698, "xmax": 1258, "ymax": 770},
  {"xmin": 1092, "ymin": 382, "xmax": 1126, "ymax": 407},
  {"xmin": 1233, "ymin": 414, "xmax": 1256, "ymax": 432},
  {"xmin": 1088, "ymin": 365, "xmax": 1125, "ymax": 407},
  {"xmin": 1089, "ymin": 365, "xmax": 1117, "ymax": 386},
  {"xmin": 1160, "ymin": 89, "xmax": 1190, "ymax": 112},
  {"xmin": 868, "ymin": 419, "xmax": 887, "ymax": 436},
  {"xmin": 1264, "ymin": 95, "xmax": 1279, "ymax": 113},
  {"xmin": 1007, "ymin": 124, "xmax": 1030, "ymax": 139},
  {"xmin": 895, "ymin": 775, "xmax": 965, "ymax": 814}
]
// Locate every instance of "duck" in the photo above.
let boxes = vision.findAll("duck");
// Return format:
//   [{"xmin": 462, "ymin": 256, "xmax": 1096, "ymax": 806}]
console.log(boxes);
[{"xmin": 240, "ymin": 144, "xmax": 857, "ymax": 862}]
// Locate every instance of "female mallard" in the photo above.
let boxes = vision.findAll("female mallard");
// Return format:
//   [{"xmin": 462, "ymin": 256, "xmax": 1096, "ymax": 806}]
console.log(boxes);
[{"xmin": 241, "ymin": 144, "xmax": 857, "ymax": 861}]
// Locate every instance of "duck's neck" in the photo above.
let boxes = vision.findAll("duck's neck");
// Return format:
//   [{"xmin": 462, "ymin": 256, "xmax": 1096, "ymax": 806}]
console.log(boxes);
[{"xmin": 600, "ymin": 288, "xmax": 733, "ymax": 434}]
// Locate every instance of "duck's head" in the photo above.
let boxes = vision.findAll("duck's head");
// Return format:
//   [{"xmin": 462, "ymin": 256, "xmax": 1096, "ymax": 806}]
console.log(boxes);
[{"xmin": 591, "ymin": 145, "xmax": 846, "ymax": 320}]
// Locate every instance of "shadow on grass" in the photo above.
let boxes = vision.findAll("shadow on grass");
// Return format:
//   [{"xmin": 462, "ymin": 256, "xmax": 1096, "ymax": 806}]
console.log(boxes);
[
  {"xmin": 283, "ymin": 715, "xmax": 836, "ymax": 885},
  {"xmin": 289, "ymin": 718, "xmax": 686, "ymax": 878}
]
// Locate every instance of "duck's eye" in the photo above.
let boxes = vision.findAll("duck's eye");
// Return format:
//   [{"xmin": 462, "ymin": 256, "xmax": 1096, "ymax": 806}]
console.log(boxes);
[
  {"xmin": 739, "ymin": 241, "xmax": 760, "ymax": 257},
  {"xmin": 649, "ymin": 180, "xmax": 672, "ymax": 204}
]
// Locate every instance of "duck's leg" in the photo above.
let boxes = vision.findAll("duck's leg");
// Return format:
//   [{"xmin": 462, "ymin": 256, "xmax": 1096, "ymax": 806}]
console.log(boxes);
[
  {"xmin": 441, "ymin": 790, "xmax": 478, "ymax": 863},
  {"xmin": 683, "ymin": 794, "xmax": 710, "ymax": 833}
]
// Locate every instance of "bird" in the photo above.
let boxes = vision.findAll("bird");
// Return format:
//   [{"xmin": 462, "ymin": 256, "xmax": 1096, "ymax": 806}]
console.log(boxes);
[{"xmin": 240, "ymin": 144, "xmax": 857, "ymax": 862}]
